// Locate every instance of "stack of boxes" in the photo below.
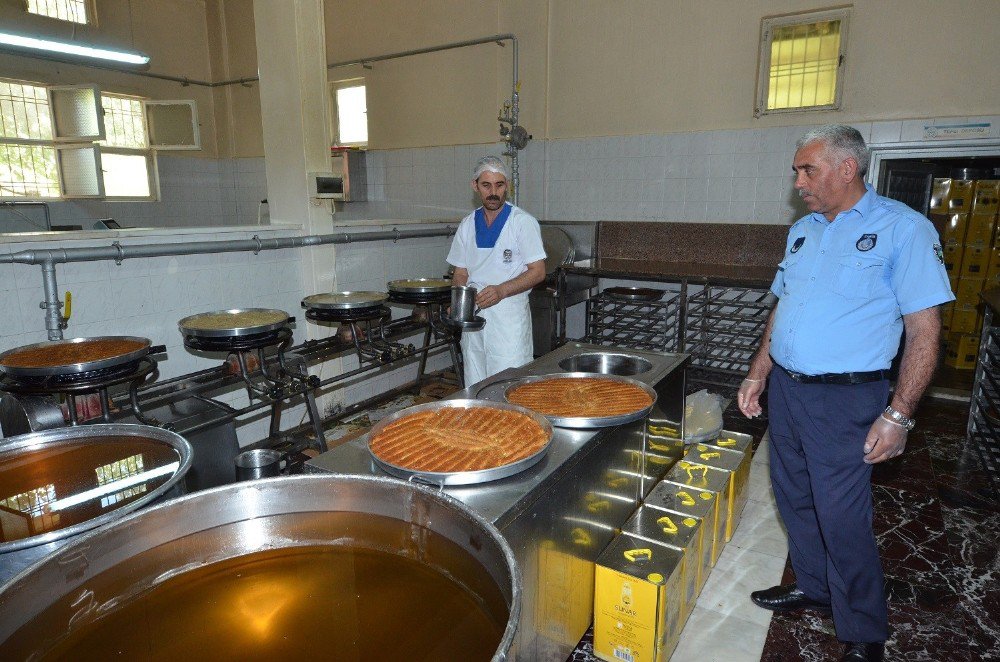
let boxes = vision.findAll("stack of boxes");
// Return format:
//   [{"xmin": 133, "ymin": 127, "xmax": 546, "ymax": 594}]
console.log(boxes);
[
  {"xmin": 931, "ymin": 177, "xmax": 1000, "ymax": 369},
  {"xmin": 592, "ymin": 431, "xmax": 752, "ymax": 662}
]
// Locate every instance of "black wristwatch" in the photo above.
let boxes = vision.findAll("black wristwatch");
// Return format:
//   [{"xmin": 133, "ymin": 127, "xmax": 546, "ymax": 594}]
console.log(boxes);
[{"xmin": 883, "ymin": 406, "xmax": 916, "ymax": 431}]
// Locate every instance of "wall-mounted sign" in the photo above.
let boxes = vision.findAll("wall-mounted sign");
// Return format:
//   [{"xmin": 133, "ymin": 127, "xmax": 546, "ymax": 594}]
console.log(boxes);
[{"xmin": 923, "ymin": 122, "xmax": 993, "ymax": 140}]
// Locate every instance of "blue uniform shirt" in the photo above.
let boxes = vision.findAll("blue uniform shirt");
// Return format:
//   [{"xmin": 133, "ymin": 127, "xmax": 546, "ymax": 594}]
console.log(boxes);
[{"xmin": 769, "ymin": 184, "xmax": 954, "ymax": 374}]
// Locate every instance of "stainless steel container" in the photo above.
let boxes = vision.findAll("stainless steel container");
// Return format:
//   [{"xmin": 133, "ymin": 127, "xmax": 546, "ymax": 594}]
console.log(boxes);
[
  {"xmin": 234, "ymin": 448, "xmax": 282, "ymax": 480},
  {"xmin": 451, "ymin": 285, "xmax": 479, "ymax": 322},
  {"xmin": 0, "ymin": 475, "xmax": 521, "ymax": 662},
  {"xmin": 0, "ymin": 424, "xmax": 192, "ymax": 585}
]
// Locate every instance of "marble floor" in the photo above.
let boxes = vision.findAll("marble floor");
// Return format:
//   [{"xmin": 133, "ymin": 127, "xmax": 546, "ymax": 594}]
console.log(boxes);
[{"xmin": 568, "ymin": 399, "xmax": 998, "ymax": 662}]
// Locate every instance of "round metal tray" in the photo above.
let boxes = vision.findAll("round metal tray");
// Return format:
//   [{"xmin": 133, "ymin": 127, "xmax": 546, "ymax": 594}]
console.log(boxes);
[
  {"xmin": 301, "ymin": 291, "xmax": 388, "ymax": 311},
  {"xmin": 367, "ymin": 399, "xmax": 553, "ymax": 486},
  {"xmin": 605, "ymin": 286, "xmax": 664, "ymax": 301},
  {"xmin": 0, "ymin": 336, "xmax": 152, "ymax": 378},
  {"xmin": 442, "ymin": 315, "xmax": 486, "ymax": 331},
  {"xmin": 178, "ymin": 308, "xmax": 290, "ymax": 338},
  {"xmin": 503, "ymin": 372, "xmax": 658, "ymax": 428},
  {"xmin": 387, "ymin": 278, "xmax": 452, "ymax": 294}
]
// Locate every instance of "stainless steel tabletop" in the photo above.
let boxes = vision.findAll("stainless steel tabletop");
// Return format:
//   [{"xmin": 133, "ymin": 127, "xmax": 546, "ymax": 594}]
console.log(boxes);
[{"xmin": 306, "ymin": 342, "xmax": 688, "ymax": 525}]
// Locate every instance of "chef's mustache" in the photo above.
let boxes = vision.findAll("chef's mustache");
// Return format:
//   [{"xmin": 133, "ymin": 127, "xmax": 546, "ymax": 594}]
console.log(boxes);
[
  {"xmin": 487, "ymin": 196, "xmax": 501, "ymax": 202},
  {"xmin": 798, "ymin": 189, "xmax": 810, "ymax": 198}
]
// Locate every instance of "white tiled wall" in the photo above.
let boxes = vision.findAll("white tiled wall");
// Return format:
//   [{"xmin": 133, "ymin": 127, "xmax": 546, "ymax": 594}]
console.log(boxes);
[
  {"xmin": 357, "ymin": 115, "xmax": 1000, "ymax": 226},
  {"xmin": 0, "ymin": 156, "xmax": 268, "ymax": 233}
]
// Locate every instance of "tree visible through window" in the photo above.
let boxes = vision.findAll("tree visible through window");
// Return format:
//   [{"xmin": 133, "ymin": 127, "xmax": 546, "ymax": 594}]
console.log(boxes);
[
  {"xmin": 0, "ymin": 80, "xmax": 59, "ymax": 197},
  {"xmin": 756, "ymin": 9, "xmax": 849, "ymax": 116}
]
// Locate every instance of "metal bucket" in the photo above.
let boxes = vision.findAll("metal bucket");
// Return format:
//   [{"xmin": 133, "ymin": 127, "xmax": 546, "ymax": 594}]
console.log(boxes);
[
  {"xmin": 234, "ymin": 448, "xmax": 282, "ymax": 480},
  {"xmin": 450, "ymin": 285, "xmax": 479, "ymax": 322},
  {"xmin": 0, "ymin": 423, "xmax": 193, "ymax": 585},
  {"xmin": 0, "ymin": 475, "xmax": 521, "ymax": 661}
]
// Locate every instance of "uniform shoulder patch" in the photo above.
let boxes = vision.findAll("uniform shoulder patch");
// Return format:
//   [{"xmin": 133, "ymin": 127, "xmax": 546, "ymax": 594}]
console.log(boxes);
[
  {"xmin": 790, "ymin": 237, "xmax": 805, "ymax": 253},
  {"xmin": 933, "ymin": 244, "xmax": 944, "ymax": 264}
]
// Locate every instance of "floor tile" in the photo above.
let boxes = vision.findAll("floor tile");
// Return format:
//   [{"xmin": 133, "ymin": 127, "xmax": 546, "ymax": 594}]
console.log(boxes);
[
  {"xmin": 696, "ymin": 546, "xmax": 788, "ymax": 628},
  {"xmin": 669, "ymin": 607, "xmax": 769, "ymax": 661}
]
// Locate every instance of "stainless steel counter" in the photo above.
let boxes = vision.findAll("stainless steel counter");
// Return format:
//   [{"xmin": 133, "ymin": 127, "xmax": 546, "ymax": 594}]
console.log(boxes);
[{"xmin": 306, "ymin": 342, "xmax": 689, "ymax": 660}]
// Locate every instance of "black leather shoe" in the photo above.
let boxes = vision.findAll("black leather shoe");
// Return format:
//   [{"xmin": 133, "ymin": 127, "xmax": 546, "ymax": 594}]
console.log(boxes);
[
  {"xmin": 841, "ymin": 641, "xmax": 884, "ymax": 661},
  {"xmin": 749, "ymin": 583, "xmax": 833, "ymax": 614}
]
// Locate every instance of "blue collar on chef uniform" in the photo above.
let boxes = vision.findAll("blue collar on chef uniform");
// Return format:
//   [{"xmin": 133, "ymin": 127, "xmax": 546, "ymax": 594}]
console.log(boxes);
[{"xmin": 474, "ymin": 202, "xmax": 512, "ymax": 248}]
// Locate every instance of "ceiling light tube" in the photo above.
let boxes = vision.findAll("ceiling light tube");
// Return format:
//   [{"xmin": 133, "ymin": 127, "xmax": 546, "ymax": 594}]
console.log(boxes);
[{"xmin": 0, "ymin": 31, "xmax": 150, "ymax": 66}]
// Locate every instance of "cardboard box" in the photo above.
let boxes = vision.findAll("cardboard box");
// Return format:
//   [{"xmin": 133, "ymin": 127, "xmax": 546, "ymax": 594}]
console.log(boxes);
[
  {"xmin": 950, "ymin": 303, "xmax": 980, "ymax": 334},
  {"xmin": 943, "ymin": 242, "xmax": 964, "ymax": 275},
  {"xmin": 961, "ymin": 242, "xmax": 990, "ymax": 278},
  {"xmin": 972, "ymin": 180, "xmax": 1000, "ymax": 213},
  {"xmin": 665, "ymin": 459, "xmax": 739, "ymax": 543},
  {"xmin": 931, "ymin": 212, "xmax": 968, "ymax": 245},
  {"xmin": 948, "ymin": 180, "xmax": 975, "ymax": 212},
  {"xmin": 645, "ymin": 480, "xmax": 724, "ymax": 567},
  {"xmin": 621, "ymin": 507, "xmax": 705, "ymax": 615},
  {"xmin": 594, "ymin": 534, "xmax": 686, "ymax": 662},
  {"xmin": 987, "ymin": 248, "xmax": 1000, "ymax": 282},
  {"xmin": 956, "ymin": 278, "xmax": 986, "ymax": 307},
  {"xmin": 940, "ymin": 303, "xmax": 954, "ymax": 332},
  {"xmin": 930, "ymin": 178, "xmax": 951, "ymax": 213},
  {"xmin": 967, "ymin": 213, "xmax": 997, "ymax": 245},
  {"xmin": 944, "ymin": 333, "xmax": 980, "ymax": 370}
]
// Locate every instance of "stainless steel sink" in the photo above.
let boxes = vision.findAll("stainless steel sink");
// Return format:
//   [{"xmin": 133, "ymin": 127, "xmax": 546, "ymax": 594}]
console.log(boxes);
[{"xmin": 557, "ymin": 352, "xmax": 653, "ymax": 375}]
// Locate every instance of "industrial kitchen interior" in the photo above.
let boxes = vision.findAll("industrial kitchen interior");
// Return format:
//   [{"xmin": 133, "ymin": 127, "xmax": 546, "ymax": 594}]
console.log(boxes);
[{"xmin": 0, "ymin": 2, "xmax": 997, "ymax": 661}]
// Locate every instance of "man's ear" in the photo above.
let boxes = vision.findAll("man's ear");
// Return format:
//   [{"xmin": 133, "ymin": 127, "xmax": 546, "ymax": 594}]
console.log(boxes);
[
  {"xmin": 471, "ymin": 179, "xmax": 478, "ymax": 192},
  {"xmin": 841, "ymin": 157, "xmax": 857, "ymax": 181}
]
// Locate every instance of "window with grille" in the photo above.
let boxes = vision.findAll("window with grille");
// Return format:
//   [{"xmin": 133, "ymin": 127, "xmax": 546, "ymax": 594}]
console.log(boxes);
[
  {"xmin": 0, "ymin": 81, "xmax": 59, "ymax": 197},
  {"xmin": 26, "ymin": 0, "xmax": 89, "ymax": 24},
  {"xmin": 331, "ymin": 79, "xmax": 368, "ymax": 146},
  {"xmin": 755, "ymin": 8, "xmax": 849, "ymax": 117},
  {"xmin": 0, "ymin": 483, "xmax": 61, "ymax": 535},
  {"xmin": 0, "ymin": 78, "xmax": 196, "ymax": 202},
  {"xmin": 100, "ymin": 94, "xmax": 152, "ymax": 197}
]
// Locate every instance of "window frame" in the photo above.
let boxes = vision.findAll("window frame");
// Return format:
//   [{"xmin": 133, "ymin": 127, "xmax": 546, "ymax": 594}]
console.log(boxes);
[
  {"xmin": 99, "ymin": 92, "xmax": 156, "ymax": 200},
  {"xmin": 754, "ymin": 7, "xmax": 850, "ymax": 118},
  {"xmin": 330, "ymin": 77, "xmax": 368, "ymax": 148},
  {"xmin": 24, "ymin": 0, "xmax": 94, "ymax": 25}
]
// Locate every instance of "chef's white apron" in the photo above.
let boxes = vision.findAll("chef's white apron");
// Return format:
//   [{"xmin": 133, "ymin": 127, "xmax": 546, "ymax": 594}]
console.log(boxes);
[{"xmin": 461, "ymin": 292, "xmax": 533, "ymax": 387}]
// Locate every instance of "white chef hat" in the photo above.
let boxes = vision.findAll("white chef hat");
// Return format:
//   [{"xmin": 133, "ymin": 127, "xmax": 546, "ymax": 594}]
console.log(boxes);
[{"xmin": 473, "ymin": 155, "xmax": 511, "ymax": 182}]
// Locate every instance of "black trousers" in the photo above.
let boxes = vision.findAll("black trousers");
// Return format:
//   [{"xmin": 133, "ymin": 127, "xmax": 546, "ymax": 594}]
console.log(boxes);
[{"xmin": 767, "ymin": 366, "xmax": 891, "ymax": 643}]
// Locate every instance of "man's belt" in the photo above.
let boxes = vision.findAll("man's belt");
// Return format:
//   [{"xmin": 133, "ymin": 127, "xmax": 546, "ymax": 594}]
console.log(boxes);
[{"xmin": 779, "ymin": 364, "xmax": 889, "ymax": 385}]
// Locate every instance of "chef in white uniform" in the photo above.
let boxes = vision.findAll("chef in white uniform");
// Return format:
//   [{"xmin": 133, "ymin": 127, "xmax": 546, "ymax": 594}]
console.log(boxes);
[{"xmin": 446, "ymin": 156, "xmax": 546, "ymax": 386}]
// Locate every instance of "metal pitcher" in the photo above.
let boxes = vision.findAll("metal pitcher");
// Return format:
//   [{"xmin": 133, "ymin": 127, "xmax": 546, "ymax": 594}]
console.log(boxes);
[{"xmin": 450, "ymin": 285, "xmax": 479, "ymax": 322}]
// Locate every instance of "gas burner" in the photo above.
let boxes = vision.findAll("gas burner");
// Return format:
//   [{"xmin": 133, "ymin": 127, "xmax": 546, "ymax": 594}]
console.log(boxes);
[
  {"xmin": 304, "ymin": 305, "xmax": 391, "ymax": 324},
  {"xmin": 387, "ymin": 290, "xmax": 451, "ymax": 306},
  {"xmin": 183, "ymin": 327, "xmax": 293, "ymax": 353},
  {"xmin": 0, "ymin": 357, "xmax": 158, "ymax": 396}
]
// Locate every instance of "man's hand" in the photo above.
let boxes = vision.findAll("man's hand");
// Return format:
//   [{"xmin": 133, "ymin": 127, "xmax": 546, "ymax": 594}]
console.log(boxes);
[
  {"xmin": 476, "ymin": 284, "xmax": 505, "ymax": 309},
  {"xmin": 863, "ymin": 415, "xmax": 907, "ymax": 464},
  {"xmin": 737, "ymin": 378, "xmax": 766, "ymax": 418}
]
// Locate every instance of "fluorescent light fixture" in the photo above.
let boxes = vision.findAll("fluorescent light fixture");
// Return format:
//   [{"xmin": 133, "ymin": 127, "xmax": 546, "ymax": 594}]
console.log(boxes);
[{"xmin": 0, "ymin": 31, "xmax": 150, "ymax": 66}]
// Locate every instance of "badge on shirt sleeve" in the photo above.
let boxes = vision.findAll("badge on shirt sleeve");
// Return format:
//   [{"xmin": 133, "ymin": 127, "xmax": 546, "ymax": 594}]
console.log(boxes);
[
  {"xmin": 503, "ymin": 249, "xmax": 513, "ymax": 263},
  {"xmin": 790, "ymin": 237, "xmax": 805, "ymax": 253},
  {"xmin": 933, "ymin": 243, "xmax": 944, "ymax": 264},
  {"xmin": 856, "ymin": 233, "xmax": 877, "ymax": 251}
]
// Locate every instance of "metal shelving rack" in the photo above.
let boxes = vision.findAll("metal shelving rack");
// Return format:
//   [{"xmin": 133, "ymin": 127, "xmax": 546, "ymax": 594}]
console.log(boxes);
[
  {"xmin": 967, "ymin": 307, "xmax": 1000, "ymax": 500},
  {"xmin": 582, "ymin": 287, "xmax": 683, "ymax": 352},
  {"xmin": 684, "ymin": 285, "xmax": 775, "ymax": 377}
]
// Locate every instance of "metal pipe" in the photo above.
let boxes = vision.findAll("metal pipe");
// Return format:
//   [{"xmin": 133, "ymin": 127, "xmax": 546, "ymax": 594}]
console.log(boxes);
[
  {"xmin": 1, "ymin": 34, "xmax": 517, "ymax": 89},
  {"xmin": 3, "ymin": 225, "xmax": 454, "ymax": 339}
]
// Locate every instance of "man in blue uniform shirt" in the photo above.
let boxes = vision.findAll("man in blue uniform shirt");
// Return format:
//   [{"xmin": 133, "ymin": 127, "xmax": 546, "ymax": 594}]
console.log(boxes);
[{"xmin": 738, "ymin": 125, "xmax": 954, "ymax": 662}]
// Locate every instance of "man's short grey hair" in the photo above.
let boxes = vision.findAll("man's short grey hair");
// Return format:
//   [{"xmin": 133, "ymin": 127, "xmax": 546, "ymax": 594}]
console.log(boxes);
[
  {"xmin": 473, "ymin": 155, "xmax": 511, "ymax": 182},
  {"xmin": 796, "ymin": 124, "xmax": 870, "ymax": 178}
]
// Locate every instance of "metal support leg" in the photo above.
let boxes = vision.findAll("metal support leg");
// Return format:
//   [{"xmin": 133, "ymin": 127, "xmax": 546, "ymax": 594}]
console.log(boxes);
[
  {"xmin": 416, "ymin": 319, "xmax": 433, "ymax": 380},
  {"xmin": 449, "ymin": 338, "xmax": 464, "ymax": 388},
  {"xmin": 304, "ymin": 389, "xmax": 327, "ymax": 452}
]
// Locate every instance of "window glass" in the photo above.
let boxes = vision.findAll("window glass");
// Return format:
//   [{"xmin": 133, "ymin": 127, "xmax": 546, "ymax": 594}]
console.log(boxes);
[
  {"xmin": 767, "ymin": 20, "xmax": 841, "ymax": 110},
  {"xmin": 26, "ymin": 0, "xmax": 89, "ymax": 24},
  {"xmin": 0, "ymin": 80, "xmax": 53, "ymax": 140},
  {"xmin": 100, "ymin": 95, "xmax": 147, "ymax": 149},
  {"xmin": 0, "ymin": 143, "xmax": 59, "ymax": 197},
  {"xmin": 336, "ymin": 85, "xmax": 368, "ymax": 145},
  {"xmin": 101, "ymin": 152, "xmax": 150, "ymax": 198}
]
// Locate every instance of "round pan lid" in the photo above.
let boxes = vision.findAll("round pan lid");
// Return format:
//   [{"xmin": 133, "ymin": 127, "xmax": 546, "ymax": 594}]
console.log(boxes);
[
  {"xmin": 178, "ymin": 308, "xmax": 289, "ymax": 338},
  {"xmin": 301, "ymin": 291, "xmax": 388, "ymax": 310},
  {"xmin": 387, "ymin": 278, "xmax": 452, "ymax": 294},
  {"xmin": 0, "ymin": 336, "xmax": 152, "ymax": 377}
]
